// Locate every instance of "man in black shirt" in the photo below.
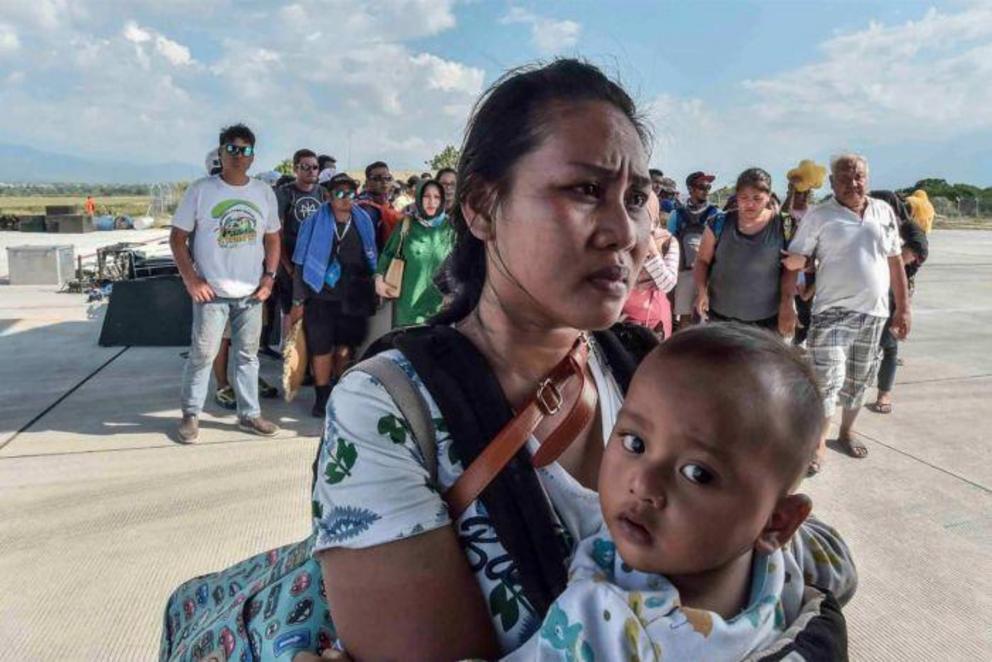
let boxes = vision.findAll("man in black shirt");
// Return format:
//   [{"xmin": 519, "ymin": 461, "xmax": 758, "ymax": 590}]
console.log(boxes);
[{"xmin": 275, "ymin": 149, "xmax": 325, "ymax": 345}]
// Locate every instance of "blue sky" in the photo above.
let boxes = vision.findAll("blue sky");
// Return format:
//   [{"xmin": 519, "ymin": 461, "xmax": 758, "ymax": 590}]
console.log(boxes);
[{"xmin": 1, "ymin": 0, "xmax": 990, "ymax": 190}]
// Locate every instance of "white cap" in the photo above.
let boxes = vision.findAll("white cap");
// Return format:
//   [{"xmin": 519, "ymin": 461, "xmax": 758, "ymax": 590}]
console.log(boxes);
[
  {"xmin": 318, "ymin": 167, "xmax": 336, "ymax": 184},
  {"xmin": 205, "ymin": 148, "xmax": 221, "ymax": 174}
]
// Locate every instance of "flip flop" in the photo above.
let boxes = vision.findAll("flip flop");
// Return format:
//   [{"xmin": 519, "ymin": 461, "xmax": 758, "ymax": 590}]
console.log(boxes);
[
  {"xmin": 867, "ymin": 402, "xmax": 893, "ymax": 414},
  {"xmin": 806, "ymin": 459, "xmax": 822, "ymax": 478},
  {"xmin": 839, "ymin": 436, "xmax": 869, "ymax": 459}
]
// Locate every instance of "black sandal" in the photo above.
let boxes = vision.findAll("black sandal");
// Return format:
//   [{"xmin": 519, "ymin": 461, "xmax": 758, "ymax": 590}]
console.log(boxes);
[
  {"xmin": 867, "ymin": 401, "xmax": 893, "ymax": 414},
  {"xmin": 839, "ymin": 436, "xmax": 869, "ymax": 459}
]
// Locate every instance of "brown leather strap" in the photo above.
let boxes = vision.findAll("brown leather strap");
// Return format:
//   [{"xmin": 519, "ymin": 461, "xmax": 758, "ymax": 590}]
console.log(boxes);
[
  {"xmin": 444, "ymin": 335, "xmax": 595, "ymax": 519},
  {"xmin": 530, "ymin": 365, "xmax": 598, "ymax": 468}
]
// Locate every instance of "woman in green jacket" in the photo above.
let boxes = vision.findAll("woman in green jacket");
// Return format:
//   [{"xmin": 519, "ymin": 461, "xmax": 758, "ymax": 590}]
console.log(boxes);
[{"xmin": 374, "ymin": 178, "xmax": 455, "ymax": 327}]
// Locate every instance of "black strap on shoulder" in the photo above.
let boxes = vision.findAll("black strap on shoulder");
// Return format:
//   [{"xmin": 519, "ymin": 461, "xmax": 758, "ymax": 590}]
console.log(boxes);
[
  {"xmin": 393, "ymin": 326, "xmax": 570, "ymax": 616},
  {"xmin": 593, "ymin": 322, "xmax": 659, "ymax": 390},
  {"xmin": 359, "ymin": 323, "xmax": 658, "ymax": 617},
  {"xmin": 758, "ymin": 588, "xmax": 848, "ymax": 662}
]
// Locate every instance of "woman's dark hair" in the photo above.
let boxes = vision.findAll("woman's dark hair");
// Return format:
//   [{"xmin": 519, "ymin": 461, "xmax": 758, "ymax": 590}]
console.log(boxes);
[
  {"xmin": 870, "ymin": 190, "xmax": 911, "ymax": 226},
  {"xmin": 656, "ymin": 323, "xmax": 824, "ymax": 482},
  {"xmin": 736, "ymin": 167, "xmax": 772, "ymax": 194},
  {"xmin": 433, "ymin": 58, "xmax": 650, "ymax": 325},
  {"xmin": 218, "ymin": 123, "xmax": 255, "ymax": 147}
]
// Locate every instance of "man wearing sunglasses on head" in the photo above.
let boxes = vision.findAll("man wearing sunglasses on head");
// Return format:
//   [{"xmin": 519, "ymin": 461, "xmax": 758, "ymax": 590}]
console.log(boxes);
[
  {"xmin": 356, "ymin": 160, "xmax": 403, "ymax": 249},
  {"xmin": 170, "ymin": 123, "xmax": 282, "ymax": 443},
  {"xmin": 275, "ymin": 149, "xmax": 325, "ymax": 342},
  {"xmin": 667, "ymin": 171, "xmax": 720, "ymax": 330}
]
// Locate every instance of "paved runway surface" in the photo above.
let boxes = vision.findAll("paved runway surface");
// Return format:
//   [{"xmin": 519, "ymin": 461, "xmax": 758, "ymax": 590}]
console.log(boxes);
[{"xmin": 0, "ymin": 229, "xmax": 989, "ymax": 660}]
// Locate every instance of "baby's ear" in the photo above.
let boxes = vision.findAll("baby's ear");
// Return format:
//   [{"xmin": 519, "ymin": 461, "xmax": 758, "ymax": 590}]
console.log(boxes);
[{"xmin": 755, "ymin": 493, "xmax": 812, "ymax": 555}]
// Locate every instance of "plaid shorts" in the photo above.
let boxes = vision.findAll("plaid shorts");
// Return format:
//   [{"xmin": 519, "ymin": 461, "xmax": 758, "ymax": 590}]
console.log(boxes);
[{"xmin": 808, "ymin": 307, "xmax": 888, "ymax": 417}]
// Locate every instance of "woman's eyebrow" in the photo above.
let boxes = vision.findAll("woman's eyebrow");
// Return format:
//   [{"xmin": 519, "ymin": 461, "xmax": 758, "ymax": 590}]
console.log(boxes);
[{"xmin": 565, "ymin": 161, "xmax": 651, "ymax": 189}]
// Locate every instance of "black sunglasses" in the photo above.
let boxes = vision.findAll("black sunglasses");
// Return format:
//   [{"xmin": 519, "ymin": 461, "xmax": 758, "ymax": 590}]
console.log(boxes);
[
  {"xmin": 369, "ymin": 175, "xmax": 393, "ymax": 183},
  {"xmin": 332, "ymin": 189, "xmax": 356, "ymax": 200},
  {"xmin": 223, "ymin": 143, "xmax": 255, "ymax": 157},
  {"xmin": 296, "ymin": 164, "xmax": 319, "ymax": 172}
]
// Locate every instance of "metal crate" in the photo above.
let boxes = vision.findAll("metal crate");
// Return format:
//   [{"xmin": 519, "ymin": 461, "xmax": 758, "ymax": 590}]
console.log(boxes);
[{"xmin": 6, "ymin": 244, "xmax": 76, "ymax": 285}]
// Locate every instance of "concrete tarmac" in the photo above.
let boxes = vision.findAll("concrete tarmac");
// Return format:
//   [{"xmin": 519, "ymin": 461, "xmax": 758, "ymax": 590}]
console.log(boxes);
[{"xmin": 0, "ymin": 229, "xmax": 989, "ymax": 660}]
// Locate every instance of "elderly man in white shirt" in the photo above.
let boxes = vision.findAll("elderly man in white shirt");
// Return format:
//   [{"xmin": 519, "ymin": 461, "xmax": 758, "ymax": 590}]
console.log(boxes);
[{"xmin": 782, "ymin": 154, "xmax": 910, "ymax": 471}]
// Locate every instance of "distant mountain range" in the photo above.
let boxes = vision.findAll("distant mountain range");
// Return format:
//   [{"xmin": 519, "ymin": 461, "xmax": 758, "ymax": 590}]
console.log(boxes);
[{"xmin": 0, "ymin": 143, "xmax": 200, "ymax": 184}]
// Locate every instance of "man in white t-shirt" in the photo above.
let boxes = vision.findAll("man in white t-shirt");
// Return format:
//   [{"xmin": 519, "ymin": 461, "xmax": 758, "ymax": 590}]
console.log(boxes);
[
  {"xmin": 783, "ymin": 153, "xmax": 910, "ymax": 469},
  {"xmin": 169, "ymin": 123, "xmax": 282, "ymax": 443}
]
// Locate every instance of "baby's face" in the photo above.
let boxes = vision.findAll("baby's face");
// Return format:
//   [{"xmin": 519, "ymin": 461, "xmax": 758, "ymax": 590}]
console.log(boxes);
[{"xmin": 598, "ymin": 356, "xmax": 788, "ymax": 577}]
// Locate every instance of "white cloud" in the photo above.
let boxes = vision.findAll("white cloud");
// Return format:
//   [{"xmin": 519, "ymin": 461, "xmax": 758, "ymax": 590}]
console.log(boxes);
[
  {"xmin": 0, "ymin": 0, "xmax": 481, "ymax": 172},
  {"xmin": 154, "ymin": 34, "xmax": 192, "ymax": 66},
  {"xmin": 647, "ymin": 5, "xmax": 992, "ymax": 189},
  {"xmin": 122, "ymin": 20, "xmax": 193, "ymax": 66},
  {"xmin": 502, "ymin": 7, "xmax": 581, "ymax": 55},
  {"xmin": 1, "ymin": 0, "xmax": 73, "ymax": 31},
  {"xmin": 122, "ymin": 21, "xmax": 150, "ymax": 43},
  {"xmin": 411, "ymin": 53, "xmax": 485, "ymax": 93},
  {"xmin": 742, "ymin": 5, "xmax": 992, "ymax": 138},
  {"xmin": 0, "ymin": 23, "xmax": 20, "ymax": 53}
]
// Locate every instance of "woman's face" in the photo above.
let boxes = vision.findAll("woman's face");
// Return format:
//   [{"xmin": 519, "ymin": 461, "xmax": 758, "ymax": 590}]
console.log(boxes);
[
  {"xmin": 477, "ymin": 100, "xmax": 652, "ymax": 331},
  {"xmin": 736, "ymin": 186, "xmax": 770, "ymax": 221},
  {"xmin": 421, "ymin": 183, "xmax": 443, "ymax": 217}
]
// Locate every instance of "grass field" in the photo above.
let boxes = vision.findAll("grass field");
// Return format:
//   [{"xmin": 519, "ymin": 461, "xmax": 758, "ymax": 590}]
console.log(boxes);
[
  {"xmin": 2, "ymin": 192, "xmax": 988, "ymax": 230},
  {"xmin": 0, "ymin": 195, "xmax": 152, "ymax": 217}
]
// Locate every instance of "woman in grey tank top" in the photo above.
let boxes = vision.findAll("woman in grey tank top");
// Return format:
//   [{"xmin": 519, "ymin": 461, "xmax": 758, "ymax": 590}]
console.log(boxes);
[{"xmin": 691, "ymin": 168, "xmax": 795, "ymax": 335}]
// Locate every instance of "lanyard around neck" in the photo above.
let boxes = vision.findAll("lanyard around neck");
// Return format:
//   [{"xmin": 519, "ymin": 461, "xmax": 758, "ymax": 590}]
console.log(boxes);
[{"xmin": 334, "ymin": 219, "xmax": 352, "ymax": 243}]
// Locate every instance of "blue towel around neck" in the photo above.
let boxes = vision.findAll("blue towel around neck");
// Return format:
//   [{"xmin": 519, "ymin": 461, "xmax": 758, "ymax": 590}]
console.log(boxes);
[{"xmin": 292, "ymin": 202, "xmax": 378, "ymax": 293}]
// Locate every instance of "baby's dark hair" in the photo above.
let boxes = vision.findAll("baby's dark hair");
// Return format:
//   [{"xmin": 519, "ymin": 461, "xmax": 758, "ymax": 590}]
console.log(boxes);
[{"xmin": 653, "ymin": 323, "xmax": 824, "ymax": 485}]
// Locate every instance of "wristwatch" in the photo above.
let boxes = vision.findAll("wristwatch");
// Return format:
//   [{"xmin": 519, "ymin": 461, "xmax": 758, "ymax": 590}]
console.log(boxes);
[{"xmin": 263, "ymin": 270, "xmax": 277, "ymax": 280}]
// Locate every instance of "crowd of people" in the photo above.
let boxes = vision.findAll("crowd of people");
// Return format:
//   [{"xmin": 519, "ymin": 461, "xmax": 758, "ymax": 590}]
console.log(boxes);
[{"xmin": 163, "ymin": 58, "xmax": 930, "ymax": 661}]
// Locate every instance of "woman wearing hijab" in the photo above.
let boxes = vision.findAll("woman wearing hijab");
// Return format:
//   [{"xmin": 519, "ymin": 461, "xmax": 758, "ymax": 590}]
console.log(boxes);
[
  {"xmin": 291, "ymin": 173, "xmax": 379, "ymax": 415},
  {"xmin": 374, "ymin": 178, "xmax": 455, "ymax": 327}
]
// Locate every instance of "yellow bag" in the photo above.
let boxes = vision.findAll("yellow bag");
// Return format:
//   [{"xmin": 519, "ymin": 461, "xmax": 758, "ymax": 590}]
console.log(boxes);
[
  {"xmin": 382, "ymin": 218, "xmax": 411, "ymax": 298},
  {"xmin": 282, "ymin": 319, "xmax": 308, "ymax": 402}
]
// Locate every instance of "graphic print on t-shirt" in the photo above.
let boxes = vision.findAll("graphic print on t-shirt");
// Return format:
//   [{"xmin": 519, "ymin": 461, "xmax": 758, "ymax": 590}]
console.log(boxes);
[
  {"xmin": 211, "ymin": 199, "xmax": 261, "ymax": 248},
  {"xmin": 294, "ymin": 195, "xmax": 321, "ymax": 223}
]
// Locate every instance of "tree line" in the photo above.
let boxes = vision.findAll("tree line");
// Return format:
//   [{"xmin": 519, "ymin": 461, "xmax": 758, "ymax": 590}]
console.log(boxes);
[{"xmin": 0, "ymin": 183, "xmax": 153, "ymax": 196}]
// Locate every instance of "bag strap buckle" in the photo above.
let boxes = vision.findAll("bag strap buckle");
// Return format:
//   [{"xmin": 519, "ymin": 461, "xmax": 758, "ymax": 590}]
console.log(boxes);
[{"xmin": 535, "ymin": 378, "xmax": 563, "ymax": 416}]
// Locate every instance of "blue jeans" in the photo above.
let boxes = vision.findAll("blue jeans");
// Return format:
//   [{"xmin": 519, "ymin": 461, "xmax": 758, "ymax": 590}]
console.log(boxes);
[{"xmin": 181, "ymin": 297, "xmax": 263, "ymax": 418}]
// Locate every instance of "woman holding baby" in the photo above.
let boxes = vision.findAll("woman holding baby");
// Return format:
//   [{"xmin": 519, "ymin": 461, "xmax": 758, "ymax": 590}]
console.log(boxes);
[
  {"xmin": 163, "ymin": 59, "xmax": 855, "ymax": 662},
  {"xmin": 308, "ymin": 60, "xmax": 855, "ymax": 661}
]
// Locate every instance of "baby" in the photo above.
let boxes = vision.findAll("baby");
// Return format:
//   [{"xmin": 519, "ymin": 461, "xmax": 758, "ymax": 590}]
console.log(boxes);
[{"xmin": 507, "ymin": 323, "xmax": 857, "ymax": 661}]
